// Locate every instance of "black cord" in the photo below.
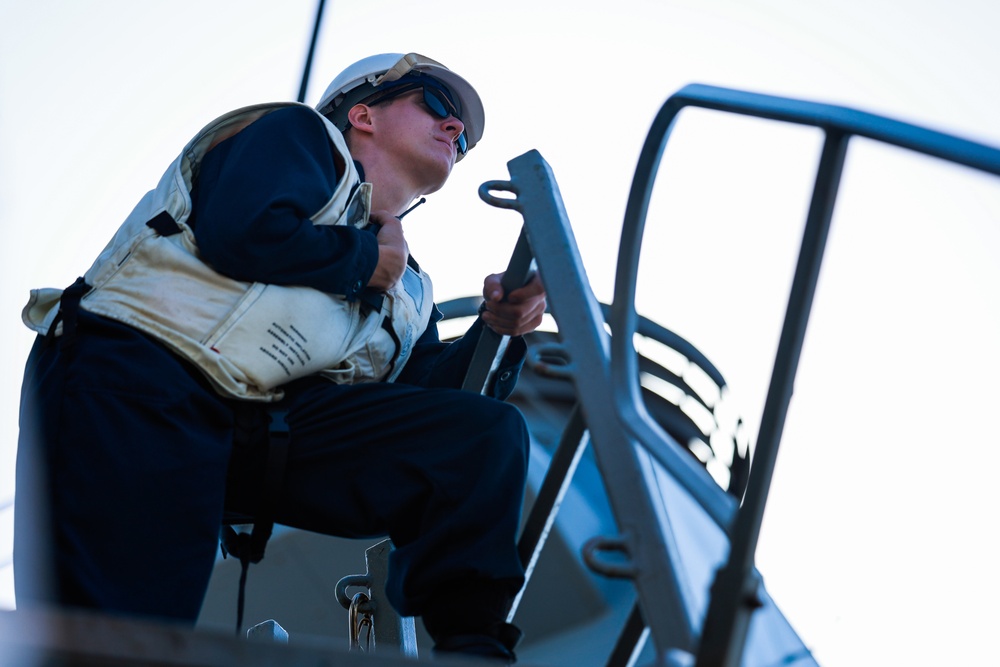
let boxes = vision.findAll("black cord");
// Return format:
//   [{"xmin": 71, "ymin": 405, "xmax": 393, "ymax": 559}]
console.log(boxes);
[{"xmin": 236, "ymin": 551, "xmax": 250, "ymax": 637}]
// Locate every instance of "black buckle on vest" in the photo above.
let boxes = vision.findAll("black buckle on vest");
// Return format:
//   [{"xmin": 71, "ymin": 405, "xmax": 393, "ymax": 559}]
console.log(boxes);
[
  {"xmin": 358, "ymin": 289, "xmax": 385, "ymax": 316},
  {"xmin": 50, "ymin": 277, "xmax": 92, "ymax": 350},
  {"xmin": 146, "ymin": 211, "xmax": 182, "ymax": 236}
]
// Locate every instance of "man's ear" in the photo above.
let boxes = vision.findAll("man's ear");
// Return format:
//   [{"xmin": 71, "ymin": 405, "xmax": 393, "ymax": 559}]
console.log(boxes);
[{"xmin": 346, "ymin": 103, "xmax": 375, "ymax": 135}]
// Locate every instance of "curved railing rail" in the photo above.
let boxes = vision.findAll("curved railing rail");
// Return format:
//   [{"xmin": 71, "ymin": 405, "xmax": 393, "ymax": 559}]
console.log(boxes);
[
  {"xmin": 612, "ymin": 83, "xmax": 1000, "ymax": 667},
  {"xmin": 476, "ymin": 84, "xmax": 1000, "ymax": 666}
]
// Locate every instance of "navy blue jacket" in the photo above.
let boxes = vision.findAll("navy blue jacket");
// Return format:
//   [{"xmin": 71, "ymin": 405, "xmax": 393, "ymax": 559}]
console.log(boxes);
[{"xmin": 188, "ymin": 106, "xmax": 524, "ymax": 398}]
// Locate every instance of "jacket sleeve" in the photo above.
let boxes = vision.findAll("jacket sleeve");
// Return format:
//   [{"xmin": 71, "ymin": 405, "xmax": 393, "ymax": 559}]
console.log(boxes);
[
  {"xmin": 188, "ymin": 106, "xmax": 378, "ymax": 299},
  {"xmin": 394, "ymin": 306, "xmax": 528, "ymax": 400}
]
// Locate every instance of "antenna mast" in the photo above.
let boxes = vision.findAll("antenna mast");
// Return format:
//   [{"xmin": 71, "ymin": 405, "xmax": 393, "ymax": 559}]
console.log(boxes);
[{"xmin": 297, "ymin": 0, "xmax": 328, "ymax": 103}]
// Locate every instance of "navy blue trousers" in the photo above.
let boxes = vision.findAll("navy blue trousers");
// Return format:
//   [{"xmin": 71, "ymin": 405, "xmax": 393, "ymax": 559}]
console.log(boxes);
[{"xmin": 15, "ymin": 312, "xmax": 528, "ymax": 623}]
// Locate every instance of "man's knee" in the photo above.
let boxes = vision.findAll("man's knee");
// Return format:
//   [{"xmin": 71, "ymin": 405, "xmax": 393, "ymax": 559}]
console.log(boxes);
[
  {"xmin": 466, "ymin": 398, "xmax": 529, "ymax": 463},
  {"xmin": 485, "ymin": 398, "xmax": 529, "ymax": 440}
]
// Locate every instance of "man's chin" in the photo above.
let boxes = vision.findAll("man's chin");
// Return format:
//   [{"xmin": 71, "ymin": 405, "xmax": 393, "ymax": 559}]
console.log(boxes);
[{"xmin": 422, "ymin": 166, "xmax": 452, "ymax": 195}]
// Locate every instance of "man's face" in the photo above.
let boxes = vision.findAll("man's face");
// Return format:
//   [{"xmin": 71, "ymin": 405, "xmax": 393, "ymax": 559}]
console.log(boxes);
[{"xmin": 368, "ymin": 89, "xmax": 466, "ymax": 194}]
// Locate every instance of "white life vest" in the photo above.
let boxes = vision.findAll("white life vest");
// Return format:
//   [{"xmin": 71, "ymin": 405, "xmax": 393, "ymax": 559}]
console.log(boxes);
[{"xmin": 22, "ymin": 102, "xmax": 435, "ymax": 401}]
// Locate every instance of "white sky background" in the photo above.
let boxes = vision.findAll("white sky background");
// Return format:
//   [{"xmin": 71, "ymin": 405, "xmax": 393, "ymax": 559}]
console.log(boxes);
[{"xmin": 1, "ymin": 1, "xmax": 998, "ymax": 665}]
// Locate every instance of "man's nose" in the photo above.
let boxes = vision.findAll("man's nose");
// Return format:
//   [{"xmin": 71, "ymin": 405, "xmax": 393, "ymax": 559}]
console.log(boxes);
[{"xmin": 442, "ymin": 116, "xmax": 464, "ymax": 141}]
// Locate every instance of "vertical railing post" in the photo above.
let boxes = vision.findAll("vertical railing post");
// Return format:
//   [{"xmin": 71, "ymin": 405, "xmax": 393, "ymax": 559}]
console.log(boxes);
[{"xmin": 695, "ymin": 129, "xmax": 850, "ymax": 667}]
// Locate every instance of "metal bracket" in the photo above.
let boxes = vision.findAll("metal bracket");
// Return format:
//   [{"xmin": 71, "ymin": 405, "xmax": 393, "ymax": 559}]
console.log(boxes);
[{"xmin": 334, "ymin": 539, "xmax": 418, "ymax": 657}]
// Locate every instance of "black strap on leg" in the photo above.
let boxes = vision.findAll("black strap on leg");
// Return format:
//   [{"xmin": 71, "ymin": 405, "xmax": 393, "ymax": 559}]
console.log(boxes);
[{"xmin": 220, "ymin": 408, "xmax": 290, "ymax": 636}]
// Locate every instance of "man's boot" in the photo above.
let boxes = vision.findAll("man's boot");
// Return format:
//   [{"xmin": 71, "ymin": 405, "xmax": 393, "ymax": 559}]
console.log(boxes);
[
  {"xmin": 432, "ymin": 621, "xmax": 522, "ymax": 663},
  {"xmin": 422, "ymin": 578, "xmax": 523, "ymax": 663}
]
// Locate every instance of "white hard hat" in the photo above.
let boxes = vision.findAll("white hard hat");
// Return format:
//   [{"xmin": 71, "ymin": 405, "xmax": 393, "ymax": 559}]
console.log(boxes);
[{"xmin": 316, "ymin": 52, "xmax": 485, "ymax": 157}]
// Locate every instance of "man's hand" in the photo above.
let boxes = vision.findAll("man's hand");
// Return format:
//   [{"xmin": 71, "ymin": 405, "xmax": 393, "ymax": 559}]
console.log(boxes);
[
  {"xmin": 367, "ymin": 211, "xmax": 408, "ymax": 291},
  {"xmin": 480, "ymin": 272, "xmax": 547, "ymax": 336}
]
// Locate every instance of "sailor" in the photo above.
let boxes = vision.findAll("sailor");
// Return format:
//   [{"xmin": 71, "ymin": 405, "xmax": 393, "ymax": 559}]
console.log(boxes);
[{"xmin": 16, "ymin": 52, "xmax": 545, "ymax": 662}]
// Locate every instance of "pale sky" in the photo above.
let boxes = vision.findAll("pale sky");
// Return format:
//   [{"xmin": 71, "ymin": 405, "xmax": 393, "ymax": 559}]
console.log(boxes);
[{"xmin": 2, "ymin": 1, "xmax": 998, "ymax": 665}]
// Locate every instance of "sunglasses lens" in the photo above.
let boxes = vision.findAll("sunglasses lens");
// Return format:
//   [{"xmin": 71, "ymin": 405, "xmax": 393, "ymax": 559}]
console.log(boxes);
[
  {"xmin": 424, "ymin": 88, "xmax": 467, "ymax": 154},
  {"xmin": 423, "ymin": 89, "xmax": 450, "ymax": 118}
]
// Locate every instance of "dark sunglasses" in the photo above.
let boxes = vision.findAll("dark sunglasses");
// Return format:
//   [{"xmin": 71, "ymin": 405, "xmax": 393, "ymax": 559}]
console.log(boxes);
[
  {"xmin": 373, "ymin": 83, "xmax": 467, "ymax": 155},
  {"xmin": 419, "ymin": 87, "xmax": 468, "ymax": 155}
]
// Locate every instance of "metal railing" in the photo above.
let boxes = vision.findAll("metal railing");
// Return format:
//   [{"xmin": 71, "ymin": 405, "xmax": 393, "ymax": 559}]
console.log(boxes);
[{"xmin": 478, "ymin": 83, "xmax": 1000, "ymax": 666}]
